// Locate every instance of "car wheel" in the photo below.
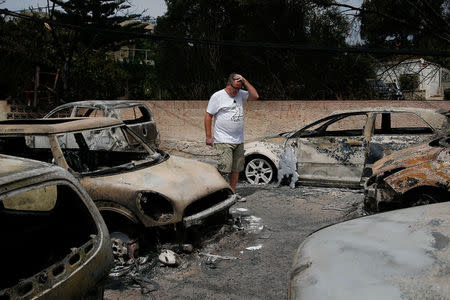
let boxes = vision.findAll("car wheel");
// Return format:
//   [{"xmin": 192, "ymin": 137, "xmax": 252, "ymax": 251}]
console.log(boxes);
[{"xmin": 244, "ymin": 156, "xmax": 275, "ymax": 185}]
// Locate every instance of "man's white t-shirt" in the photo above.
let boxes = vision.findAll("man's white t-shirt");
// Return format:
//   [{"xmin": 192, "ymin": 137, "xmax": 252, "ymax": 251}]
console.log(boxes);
[{"xmin": 207, "ymin": 89, "xmax": 249, "ymax": 144}]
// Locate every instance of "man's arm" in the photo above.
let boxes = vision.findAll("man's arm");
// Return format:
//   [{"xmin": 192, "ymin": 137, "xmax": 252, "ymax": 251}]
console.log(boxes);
[
  {"xmin": 204, "ymin": 112, "xmax": 214, "ymax": 146},
  {"xmin": 242, "ymin": 79, "xmax": 259, "ymax": 101},
  {"xmin": 234, "ymin": 74, "xmax": 259, "ymax": 101}
]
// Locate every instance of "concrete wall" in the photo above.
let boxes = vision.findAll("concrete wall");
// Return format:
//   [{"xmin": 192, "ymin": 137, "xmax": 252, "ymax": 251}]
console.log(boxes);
[
  {"xmin": 145, "ymin": 100, "xmax": 450, "ymax": 151},
  {"xmin": 1, "ymin": 99, "xmax": 449, "ymax": 155}
]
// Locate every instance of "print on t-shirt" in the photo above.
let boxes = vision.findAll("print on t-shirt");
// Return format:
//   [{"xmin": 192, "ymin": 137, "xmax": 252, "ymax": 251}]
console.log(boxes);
[{"xmin": 231, "ymin": 104, "xmax": 244, "ymax": 122}]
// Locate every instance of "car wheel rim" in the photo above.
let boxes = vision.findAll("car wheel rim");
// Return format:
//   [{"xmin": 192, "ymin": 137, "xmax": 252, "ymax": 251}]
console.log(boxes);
[{"xmin": 245, "ymin": 158, "xmax": 273, "ymax": 185}]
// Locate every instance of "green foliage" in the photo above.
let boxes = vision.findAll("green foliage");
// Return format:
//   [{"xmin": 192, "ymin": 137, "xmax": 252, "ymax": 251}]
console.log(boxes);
[
  {"xmin": 360, "ymin": 0, "xmax": 449, "ymax": 52},
  {"xmin": 399, "ymin": 73, "xmax": 419, "ymax": 91},
  {"xmin": 154, "ymin": 0, "xmax": 373, "ymax": 99},
  {"xmin": 0, "ymin": 14, "xmax": 57, "ymax": 100},
  {"xmin": 64, "ymin": 52, "xmax": 129, "ymax": 100}
]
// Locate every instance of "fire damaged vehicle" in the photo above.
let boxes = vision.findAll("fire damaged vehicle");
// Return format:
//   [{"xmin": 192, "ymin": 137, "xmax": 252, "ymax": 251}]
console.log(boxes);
[
  {"xmin": 44, "ymin": 100, "xmax": 160, "ymax": 148},
  {"xmin": 0, "ymin": 155, "xmax": 113, "ymax": 299},
  {"xmin": 288, "ymin": 202, "xmax": 450, "ymax": 300},
  {"xmin": 364, "ymin": 135, "xmax": 449, "ymax": 212},
  {"xmin": 244, "ymin": 108, "xmax": 449, "ymax": 187},
  {"xmin": 0, "ymin": 118, "xmax": 236, "ymax": 258}
]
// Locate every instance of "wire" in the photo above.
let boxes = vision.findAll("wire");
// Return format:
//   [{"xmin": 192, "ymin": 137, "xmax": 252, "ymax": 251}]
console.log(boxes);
[{"xmin": 1, "ymin": 8, "xmax": 449, "ymax": 57}]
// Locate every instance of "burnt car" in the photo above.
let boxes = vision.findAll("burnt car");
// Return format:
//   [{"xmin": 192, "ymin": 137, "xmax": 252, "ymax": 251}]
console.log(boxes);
[
  {"xmin": 364, "ymin": 135, "xmax": 449, "ymax": 212},
  {"xmin": 44, "ymin": 100, "xmax": 160, "ymax": 148},
  {"xmin": 288, "ymin": 202, "xmax": 450, "ymax": 300},
  {"xmin": 0, "ymin": 154, "xmax": 113, "ymax": 299},
  {"xmin": 244, "ymin": 107, "xmax": 449, "ymax": 187},
  {"xmin": 0, "ymin": 118, "xmax": 236, "ymax": 256}
]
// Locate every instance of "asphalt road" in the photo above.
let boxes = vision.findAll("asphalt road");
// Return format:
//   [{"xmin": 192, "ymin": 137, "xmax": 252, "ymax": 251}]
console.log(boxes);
[{"xmin": 104, "ymin": 182, "xmax": 365, "ymax": 299}]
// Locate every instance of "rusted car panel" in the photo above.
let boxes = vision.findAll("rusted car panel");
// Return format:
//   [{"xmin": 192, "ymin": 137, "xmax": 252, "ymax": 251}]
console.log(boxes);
[
  {"xmin": 0, "ymin": 155, "xmax": 113, "ymax": 299},
  {"xmin": 365, "ymin": 135, "xmax": 449, "ymax": 211},
  {"xmin": 244, "ymin": 107, "xmax": 449, "ymax": 186},
  {"xmin": 0, "ymin": 118, "xmax": 235, "ymax": 232},
  {"xmin": 45, "ymin": 100, "xmax": 160, "ymax": 148},
  {"xmin": 288, "ymin": 202, "xmax": 450, "ymax": 300}
]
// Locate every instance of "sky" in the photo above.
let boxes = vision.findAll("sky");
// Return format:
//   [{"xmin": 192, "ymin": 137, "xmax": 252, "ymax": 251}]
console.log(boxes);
[{"xmin": 0, "ymin": 0, "xmax": 168, "ymax": 18}]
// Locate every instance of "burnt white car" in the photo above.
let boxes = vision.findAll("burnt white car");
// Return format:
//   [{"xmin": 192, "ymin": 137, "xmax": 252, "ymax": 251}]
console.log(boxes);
[
  {"xmin": 0, "ymin": 155, "xmax": 113, "ymax": 299},
  {"xmin": 289, "ymin": 202, "xmax": 449, "ymax": 299},
  {"xmin": 45, "ymin": 100, "xmax": 160, "ymax": 148},
  {"xmin": 244, "ymin": 107, "xmax": 449, "ymax": 187},
  {"xmin": 0, "ymin": 118, "xmax": 236, "ymax": 258}
]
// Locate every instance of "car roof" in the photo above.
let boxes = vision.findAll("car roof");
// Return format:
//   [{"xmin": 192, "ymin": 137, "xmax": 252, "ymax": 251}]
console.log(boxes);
[
  {"xmin": 48, "ymin": 100, "xmax": 146, "ymax": 110},
  {"xmin": 320, "ymin": 107, "xmax": 448, "ymax": 131},
  {"xmin": 0, "ymin": 154, "xmax": 69, "ymax": 187},
  {"xmin": 330, "ymin": 106, "xmax": 446, "ymax": 116},
  {"xmin": 0, "ymin": 117, "xmax": 123, "ymax": 135}
]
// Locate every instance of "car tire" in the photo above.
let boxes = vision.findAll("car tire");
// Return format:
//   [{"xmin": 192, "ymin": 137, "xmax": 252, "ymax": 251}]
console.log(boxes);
[{"xmin": 244, "ymin": 156, "xmax": 276, "ymax": 185}]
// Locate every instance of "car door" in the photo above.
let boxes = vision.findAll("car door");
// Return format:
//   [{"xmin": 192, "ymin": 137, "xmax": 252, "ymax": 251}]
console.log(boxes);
[
  {"xmin": 289, "ymin": 113, "xmax": 372, "ymax": 186},
  {"xmin": 368, "ymin": 112, "xmax": 436, "ymax": 163}
]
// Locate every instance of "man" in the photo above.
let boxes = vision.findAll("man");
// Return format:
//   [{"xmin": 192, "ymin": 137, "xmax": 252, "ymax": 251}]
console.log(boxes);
[{"xmin": 204, "ymin": 73, "xmax": 259, "ymax": 193}]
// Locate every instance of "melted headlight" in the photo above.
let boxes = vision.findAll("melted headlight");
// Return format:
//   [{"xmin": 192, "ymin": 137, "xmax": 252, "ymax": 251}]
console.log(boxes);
[{"xmin": 138, "ymin": 192, "xmax": 174, "ymax": 223}]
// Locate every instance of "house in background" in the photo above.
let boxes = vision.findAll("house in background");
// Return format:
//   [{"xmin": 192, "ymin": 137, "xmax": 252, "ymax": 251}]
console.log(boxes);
[
  {"xmin": 376, "ymin": 58, "xmax": 450, "ymax": 100},
  {"xmin": 107, "ymin": 21, "xmax": 155, "ymax": 64}
]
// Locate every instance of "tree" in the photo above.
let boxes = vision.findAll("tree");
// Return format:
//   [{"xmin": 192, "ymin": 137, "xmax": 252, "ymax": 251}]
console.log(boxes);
[
  {"xmin": 154, "ymin": 0, "xmax": 373, "ymax": 99},
  {"xmin": 42, "ymin": 0, "xmax": 140, "ymax": 100}
]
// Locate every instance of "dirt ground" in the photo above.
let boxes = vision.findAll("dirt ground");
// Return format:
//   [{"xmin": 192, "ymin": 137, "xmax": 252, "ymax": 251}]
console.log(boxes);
[{"xmin": 104, "ymin": 182, "xmax": 366, "ymax": 300}]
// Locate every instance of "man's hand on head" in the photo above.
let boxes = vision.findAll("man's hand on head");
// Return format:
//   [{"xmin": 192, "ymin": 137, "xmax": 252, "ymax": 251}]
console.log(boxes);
[{"xmin": 233, "ymin": 74, "xmax": 246, "ymax": 84}]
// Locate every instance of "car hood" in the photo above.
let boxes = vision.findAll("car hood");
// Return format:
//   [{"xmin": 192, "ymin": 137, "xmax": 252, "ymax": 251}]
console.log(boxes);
[
  {"xmin": 372, "ymin": 141, "xmax": 443, "ymax": 176},
  {"xmin": 245, "ymin": 133, "xmax": 289, "ymax": 145},
  {"xmin": 80, "ymin": 155, "xmax": 231, "ymax": 206},
  {"xmin": 289, "ymin": 202, "xmax": 450, "ymax": 300}
]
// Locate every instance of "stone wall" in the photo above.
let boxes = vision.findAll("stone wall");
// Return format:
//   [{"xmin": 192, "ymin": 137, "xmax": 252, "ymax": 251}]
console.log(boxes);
[
  {"xmin": 144, "ymin": 100, "xmax": 450, "ymax": 153},
  {"xmin": 1, "ymin": 99, "xmax": 449, "ymax": 156}
]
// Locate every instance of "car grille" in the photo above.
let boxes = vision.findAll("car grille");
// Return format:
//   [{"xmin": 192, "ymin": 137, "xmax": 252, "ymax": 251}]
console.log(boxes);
[{"xmin": 183, "ymin": 189, "xmax": 232, "ymax": 217}]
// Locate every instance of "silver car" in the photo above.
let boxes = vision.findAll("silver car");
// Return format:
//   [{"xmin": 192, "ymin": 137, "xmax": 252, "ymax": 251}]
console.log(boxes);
[{"xmin": 244, "ymin": 107, "xmax": 449, "ymax": 187}]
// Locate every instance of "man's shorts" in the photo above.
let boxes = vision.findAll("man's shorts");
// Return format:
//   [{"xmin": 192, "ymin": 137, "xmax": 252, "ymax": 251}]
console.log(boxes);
[{"xmin": 214, "ymin": 143, "xmax": 245, "ymax": 173}]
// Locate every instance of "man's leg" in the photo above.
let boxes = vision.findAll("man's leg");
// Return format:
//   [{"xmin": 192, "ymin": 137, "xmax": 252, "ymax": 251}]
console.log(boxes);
[
  {"xmin": 230, "ymin": 143, "xmax": 245, "ymax": 194},
  {"xmin": 229, "ymin": 171, "xmax": 239, "ymax": 193}
]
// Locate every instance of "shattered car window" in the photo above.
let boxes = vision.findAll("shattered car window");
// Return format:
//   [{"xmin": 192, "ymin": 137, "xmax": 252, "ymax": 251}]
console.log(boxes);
[
  {"xmin": 49, "ymin": 107, "xmax": 73, "ymax": 118},
  {"xmin": 0, "ymin": 125, "xmax": 162, "ymax": 175},
  {"xmin": 119, "ymin": 106, "xmax": 151, "ymax": 123},
  {"xmin": 324, "ymin": 114, "xmax": 367, "ymax": 136},
  {"xmin": 56, "ymin": 126, "xmax": 158, "ymax": 173},
  {"xmin": 374, "ymin": 112, "xmax": 433, "ymax": 135},
  {"xmin": 75, "ymin": 107, "xmax": 103, "ymax": 118}
]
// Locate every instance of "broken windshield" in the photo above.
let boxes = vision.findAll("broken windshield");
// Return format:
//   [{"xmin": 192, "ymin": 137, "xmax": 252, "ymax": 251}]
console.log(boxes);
[{"xmin": 56, "ymin": 125, "xmax": 161, "ymax": 174}]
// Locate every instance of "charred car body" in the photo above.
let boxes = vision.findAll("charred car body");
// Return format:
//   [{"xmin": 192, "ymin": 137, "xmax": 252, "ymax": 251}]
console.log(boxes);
[
  {"xmin": 244, "ymin": 108, "xmax": 449, "ymax": 187},
  {"xmin": 288, "ymin": 202, "xmax": 450, "ymax": 300},
  {"xmin": 0, "ymin": 118, "xmax": 236, "ymax": 253},
  {"xmin": 364, "ymin": 135, "xmax": 449, "ymax": 211},
  {"xmin": 0, "ymin": 155, "xmax": 113, "ymax": 299},
  {"xmin": 44, "ymin": 100, "xmax": 160, "ymax": 148}
]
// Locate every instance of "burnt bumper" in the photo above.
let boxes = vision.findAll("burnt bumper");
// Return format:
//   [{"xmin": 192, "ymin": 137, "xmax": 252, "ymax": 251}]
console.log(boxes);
[
  {"xmin": 183, "ymin": 194, "xmax": 237, "ymax": 227},
  {"xmin": 364, "ymin": 177, "xmax": 399, "ymax": 211}
]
